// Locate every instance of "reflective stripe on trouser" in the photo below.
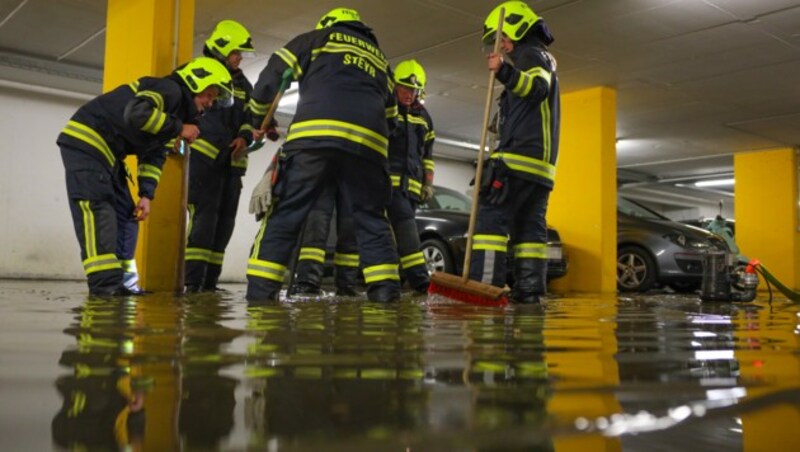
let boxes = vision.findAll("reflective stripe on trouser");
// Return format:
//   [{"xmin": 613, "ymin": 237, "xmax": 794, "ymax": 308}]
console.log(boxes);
[
  {"xmin": 61, "ymin": 145, "xmax": 128, "ymax": 293},
  {"xmin": 294, "ymin": 183, "xmax": 336, "ymax": 289},
  {"xmin": 64, "ymin": 182, "xmax": 121, "ymax": 292},
  {"xmin": 185, "ymin": 156, "xmax": 225, "ymax": 287},
  {"xmin": 387, "ymin": 190, "xmax": 429, "ymax": 289},
  {"xmin": 469, "ymin": 176, "xmax": 551, "ymax": 289},
  {"xmin": 246, "ymin": 148, "xmax": 399, "ymax": 301}
]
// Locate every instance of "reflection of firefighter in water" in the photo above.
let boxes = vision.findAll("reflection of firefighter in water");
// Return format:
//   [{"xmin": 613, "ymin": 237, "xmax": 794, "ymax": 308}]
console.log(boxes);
[
  {"xmin": 52, "ymin": 297, "xmax": 148, "ymax": 451},
  {"xmin": 243, "ymin": 301, "xmax": 425, "ymax": 441},
  {"xmin": 178, "ymin": 294, "xmax": 240, "ymax": 449},
  {"xmin": 425, "ymin": 302, "xmax": 554, "ymax": 449}
]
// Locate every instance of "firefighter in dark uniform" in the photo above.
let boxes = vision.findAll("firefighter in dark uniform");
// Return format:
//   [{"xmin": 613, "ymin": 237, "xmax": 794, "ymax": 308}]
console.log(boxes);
[
  {"xmin": 469, "ymin": 1, "xmax": 560, "ymax": 304},
  {"xmin": 246, "ymin": 7, "xmax": 401, "ymax": 303},
  {"xmin": 289, "ymin": 183, "xmax": 361, "ymax": 296},
  {"xmin": 184, "ymin": 20, "xmax": 258, "ymax": 292},
  {"xmin": 58, "ymin": 57, "xmax": 234, "ymax": 296},
  {"xmin": 387, "ymin": 59, "xmax": 435, "ymax": 294}
]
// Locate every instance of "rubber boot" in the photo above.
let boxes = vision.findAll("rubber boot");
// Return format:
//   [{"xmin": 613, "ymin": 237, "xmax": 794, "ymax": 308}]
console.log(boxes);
[
  {"xmin": 246, "ymin": 278, "xmax": 281, "ymax": 305},
  {"xmin": 203, "ymin": 264, "xmax": 223, "ymax": 292},
  {"xmin": 335, "ymin": 265, "xmax": 360, "ymax": 296},
  {"xmin": 366, "ymin": 281, "xmax": 401, "ymax": 303},
  {"xmin": 509, "ymin": 258, "xmax": 547, "ymax": 304}
]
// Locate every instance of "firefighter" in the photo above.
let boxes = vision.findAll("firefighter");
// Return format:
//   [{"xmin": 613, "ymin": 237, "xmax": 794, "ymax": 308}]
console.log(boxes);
[
  {"xmin": 184, "ymin": 20, "xmax": 260, "ymax": 292},
  {"xmin": 246, "ymin": 7, "xmax": 401, "ymax": 303},
  {"xmin": 469, "ymin": 1, "xmax": 560, "ymax": 304},
  {"xmin": 58, "ymin": 57, "xmax": 234, "ymax": 296},
  {"xmin": 289, "ymin": 183, "xmax": 360, "ymax": 297},
  {"xmin": 387, "ymin": 59, "xmax": 435, "ymax": 294}
]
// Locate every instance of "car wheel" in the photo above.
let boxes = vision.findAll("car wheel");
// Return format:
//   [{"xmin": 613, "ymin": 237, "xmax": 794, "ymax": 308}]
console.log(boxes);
[
  {"xmin": 669, "ymin": 281, "xmax": 701, "ymax": 293},
  {"xmin": 617, "ymin": 245, "xmax": 656, "ymax": 292},
  {"xmin": 421, "ymin": 239, "xmax": 454, "ymax": 275}
]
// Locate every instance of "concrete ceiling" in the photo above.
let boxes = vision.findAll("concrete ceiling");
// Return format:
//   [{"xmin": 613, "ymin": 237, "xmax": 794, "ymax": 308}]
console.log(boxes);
[{"xmin": 2, "ymin": 0, "xmax": 799, "ymax": 208}]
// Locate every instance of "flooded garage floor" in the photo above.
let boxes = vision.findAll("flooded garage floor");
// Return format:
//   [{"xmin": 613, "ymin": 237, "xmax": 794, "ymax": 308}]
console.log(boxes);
[{"xmin": 1, "ymin": 279, "xmax": 798, "ymax": 451}]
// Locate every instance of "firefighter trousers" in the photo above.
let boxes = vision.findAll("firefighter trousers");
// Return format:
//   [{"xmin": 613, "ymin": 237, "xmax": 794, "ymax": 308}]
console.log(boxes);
[
  {"xmin": 185, "ymin": 156, "xmax": 243, "ymax": 290},
  {"xmin": 387, "ymin": 190, "xmax": 429, "ymax": 292},
  {"xmin": 246, "ymin": 148, "xmax": 400, "ymax": 303},
  {"xmin": 292, "ymin": 182, "xmax": 359, "ymax": 293},
  {"xmin": 61, "ymin": 146, "xmax": 128, "ymax": 295},
  {"xmin": 468, "ymin": 176, "xmax": 550, "ymax": 295}
]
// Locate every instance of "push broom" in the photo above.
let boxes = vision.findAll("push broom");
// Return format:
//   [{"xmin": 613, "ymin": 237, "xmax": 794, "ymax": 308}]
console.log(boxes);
[{"xmin": 428, "ymin": 8, "xmax": 509, "ymax": 306}]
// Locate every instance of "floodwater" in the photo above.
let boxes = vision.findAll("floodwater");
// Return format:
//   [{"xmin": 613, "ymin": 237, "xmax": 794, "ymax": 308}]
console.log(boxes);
[{"xmin": 1, "ymin": 280, "xmax": 798, "ymax": 451}]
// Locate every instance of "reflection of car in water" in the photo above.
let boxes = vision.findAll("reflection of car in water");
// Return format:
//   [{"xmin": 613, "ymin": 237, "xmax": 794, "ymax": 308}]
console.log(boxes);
[
  {"xmin": 617, "ymin": 197, "xmax": 730, "ymax": 292},
  {"xmin": 416, "ymin": 186, "xmax": 568, "ymax": 280}
]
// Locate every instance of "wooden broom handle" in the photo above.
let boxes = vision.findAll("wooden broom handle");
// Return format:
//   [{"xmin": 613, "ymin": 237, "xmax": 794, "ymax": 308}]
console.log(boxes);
[{"xmin": 462, "ymin": 8, "xmax": 505, "ymax": 280}]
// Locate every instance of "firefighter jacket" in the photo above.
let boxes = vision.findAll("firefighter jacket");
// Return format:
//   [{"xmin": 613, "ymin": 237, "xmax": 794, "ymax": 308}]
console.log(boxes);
[
  {"xmin": 57, "ymin": 74, "xmax": 199, "ymax": 199},
  {"xmin": 190, "ymin": 60, "xmax": 254, "ymax": 176},
  {"xmin": 248, "ymin": 21, "xmax": 397, "ymax": 166},
  {"xmin": 492, "ymin": 39, "xmax": 560, "ymax": 189},
  {"xmin": 388, "ymin": 102, "xmax": 435, "ymax": 200}
]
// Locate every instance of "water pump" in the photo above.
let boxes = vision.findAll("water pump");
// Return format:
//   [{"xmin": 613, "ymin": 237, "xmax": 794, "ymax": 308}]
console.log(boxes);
[{"xmin": 699, "ymin": 251, "xmax": 759, "ymax": 302}]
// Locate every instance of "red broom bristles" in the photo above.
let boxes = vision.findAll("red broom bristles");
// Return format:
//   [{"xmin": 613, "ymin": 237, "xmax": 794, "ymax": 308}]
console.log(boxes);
[{"xmin": 428, "ymin": 280, "xmax": 508, "ymax": 307}]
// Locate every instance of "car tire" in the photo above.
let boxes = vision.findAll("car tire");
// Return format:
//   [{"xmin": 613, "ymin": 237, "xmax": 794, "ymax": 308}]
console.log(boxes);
[
  {"xmin": 421, "ymin": 239, "xmax": 454, "ymax": 275},
  {"xmin": 669, "ymin": 281, "xmax": 701, "ymax": 293},
  {"xmin": 617, "ymin": 245, "xmax": 657, "ymax": 292}
]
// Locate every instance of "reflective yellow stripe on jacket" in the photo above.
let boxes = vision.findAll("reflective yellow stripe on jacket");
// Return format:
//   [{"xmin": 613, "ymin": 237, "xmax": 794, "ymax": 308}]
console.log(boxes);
[
  {"xmin": 287, "ymin": 119, "xmax": 388, "ymax": 158},
  {"xmin": 490, "ymin": 152, "xmax": 556, "ymax": 182},
  {"xmin": 137, "ymin": 164, "xmax": 161, "ymax": 182},
  {"xmin": 512, "ymin": 67, "xmax": 552, "ymax": 98},
  {"xmin": 190, "ymin": 138, "xmax": 221, "ymax": 160},
  {"xmin": 62, "ymin": 120, "xmax": 115, "ymax": 167}
]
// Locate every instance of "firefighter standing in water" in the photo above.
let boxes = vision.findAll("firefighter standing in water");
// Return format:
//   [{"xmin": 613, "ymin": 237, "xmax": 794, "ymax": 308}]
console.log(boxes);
[
  {"xmin": 288, "ymin": 183, "xmax": 361, "ymax": 297},
  {"xmin": 246, "ymin": 8, "xmax": 401, "ymax": 303},
  {"xmin": 183, "ymin": 20, "xmax": 264, "ymax": 292},
  {"xmin": 58, "ymin": 57, "xmax": 234, "ymax": 296},
  {"xmin": 387, "ymin": 59, "xmax": 435, "ymax": 294},
  {"xmin": 469, "ymin": 1, "xmax": 560, "ymax": 304}
]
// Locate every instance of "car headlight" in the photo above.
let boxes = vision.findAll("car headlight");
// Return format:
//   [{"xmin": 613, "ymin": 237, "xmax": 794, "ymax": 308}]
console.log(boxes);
[
  {"xmin": 664, "ymin": 232, "xmax": 687, "ymax": 247},
  {"xmin": 664, "ymin": 232, "xmax": 712, "ymax": 249}
]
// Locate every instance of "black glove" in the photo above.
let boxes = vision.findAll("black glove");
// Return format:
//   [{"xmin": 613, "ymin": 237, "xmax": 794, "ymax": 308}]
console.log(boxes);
[{"xmin": 482, "ymin": 160, "xmax": 510, "ymax": 205}]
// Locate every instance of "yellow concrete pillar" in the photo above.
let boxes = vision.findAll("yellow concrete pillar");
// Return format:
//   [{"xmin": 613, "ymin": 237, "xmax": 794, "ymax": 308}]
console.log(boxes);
[
  {"xmin": 104, "ymin": 0, "xmax": 195, "ymax": 292},
  {"xmin": 549, "ymin": 87, "xmax": 617, "ymax": 293},
  {"xmin": 734, "ymin": 148, "xmax": 800, "ymax": 290}
]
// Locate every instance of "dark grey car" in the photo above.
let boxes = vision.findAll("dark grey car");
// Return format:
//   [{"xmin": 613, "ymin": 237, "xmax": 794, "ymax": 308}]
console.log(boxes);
[
  {"xmin": 617, "ymin": 197, "xmax": 729, "ymax": 292},
  {"xmin": 417, "ymin": 186, "xmax": 567, "ymax": 280}
]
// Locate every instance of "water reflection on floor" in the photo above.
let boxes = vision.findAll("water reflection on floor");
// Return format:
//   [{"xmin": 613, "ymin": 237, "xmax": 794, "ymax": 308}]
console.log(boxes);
[{"xmin": 1, "ymin": 280, "xmax": 798, "ymax": 451}]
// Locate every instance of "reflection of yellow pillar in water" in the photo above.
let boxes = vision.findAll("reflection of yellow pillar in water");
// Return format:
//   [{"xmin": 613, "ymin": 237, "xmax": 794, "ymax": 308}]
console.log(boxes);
[
  {"xmin": 546, "ymin": 296, "xmax": 622, "ymax": 452},
  {"xmin": 734, "ymin": 308, "xmax": 800, "ymax": 450},
  {"xmin": 136, "ymin": 294, "xmax": 184, "ymax": 450},
  {"xmin": 104, "ymin": 0, "xmax": 195, "ymax": 291}
]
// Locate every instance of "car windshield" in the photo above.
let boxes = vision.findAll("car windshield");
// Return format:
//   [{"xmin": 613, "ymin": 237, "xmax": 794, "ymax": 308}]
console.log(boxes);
[
  {"xmin": 618, "ymin": 197, "xmax": 667, "ymax": 220},
  {"xmin": 420, "ymin": 186, "xmax": 471, "ymax": 212}
]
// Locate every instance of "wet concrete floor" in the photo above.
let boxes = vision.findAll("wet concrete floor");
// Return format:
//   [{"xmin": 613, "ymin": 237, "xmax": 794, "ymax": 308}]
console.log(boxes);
[{"xmin": 1, "ymin": 279, "xmax": 798, "ymax": 451}]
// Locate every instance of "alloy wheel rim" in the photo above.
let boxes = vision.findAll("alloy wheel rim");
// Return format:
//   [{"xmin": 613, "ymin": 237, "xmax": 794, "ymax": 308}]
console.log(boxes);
[{"xmin": 617, "ymin": 252, "xmax": 648, "ymax": 289}]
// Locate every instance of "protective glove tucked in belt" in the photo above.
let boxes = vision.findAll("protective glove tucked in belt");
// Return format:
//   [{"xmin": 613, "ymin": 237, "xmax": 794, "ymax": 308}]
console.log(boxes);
[{"xmin": 482, "ymin": 159, "xmax": 510, "ymax": 205}]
